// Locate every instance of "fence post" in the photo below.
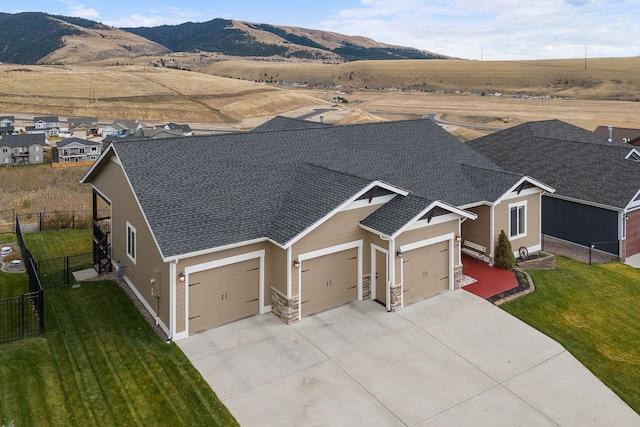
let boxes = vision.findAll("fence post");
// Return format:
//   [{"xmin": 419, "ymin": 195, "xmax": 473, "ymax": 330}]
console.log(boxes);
[
  {"xmin": 20, "ymin": 294, "xmax": 24, "ymax": 339},
  {"xmin": 72, "ymin": 211, "xmax": 75, "ymax": 229},
  {"xmin": 589, "ymin": 242, "xmax": 593, "ymax": 265},
  {"xmin": 65, "ymin": 256, "xmax": 70, "ymax": 284},
  {"xmin": 39, "ymin": 211, "xmax": 43, "ymax": 232}
]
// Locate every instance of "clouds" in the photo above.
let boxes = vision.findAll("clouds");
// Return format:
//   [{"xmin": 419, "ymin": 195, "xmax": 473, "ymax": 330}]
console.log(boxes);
[
  {"xmin": 6, "ymin": 0, "xmax": 639, "ymax": 59},
  {"xmin": 319, "ymin": 0, "xmax": 639, "ymax": 59}
]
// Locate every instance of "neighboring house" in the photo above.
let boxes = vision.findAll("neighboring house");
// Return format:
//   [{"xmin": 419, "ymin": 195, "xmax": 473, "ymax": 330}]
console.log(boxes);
[
  {"xmin": 593, "ymin": 125, "xmax": 640, "ymax": 146},
  {"xmin": 471, "ymin": 119, "xmax": 640, "ymax": 259},
  {"xmin": 81, "ymin": 119, "xmax": 553, "ymax": 341},
  {"xmin": 56, "ymin": 138, "xmax": 102, "ymax": 163},
  {"xmin": 101, "ymin": 120, "xmax": 144, "ymax": 138},
  {"xmin": 0, "ymin": 116, "xmax": 15, "ymax": 136},
  {"xmin": 251, "ymin": 116, "xmax": 331, "ymax": 132},
  {"xmin": 25, "ymin": 116, "xmax": 60, "ymax": 136},
  {"xmin": 142, "ymin": 128, "xmax": 185, "ymax": 139},
  {"xmin": 0, "ymin": 134, "xmax": 46, "ymax": 165},
  {"xmin": 164, "ymin": 123, "xmax": 193, "ymax": 136},
  {"xmin": 68, "ymin": 117, "xmax": 99, "ymax": 138}
]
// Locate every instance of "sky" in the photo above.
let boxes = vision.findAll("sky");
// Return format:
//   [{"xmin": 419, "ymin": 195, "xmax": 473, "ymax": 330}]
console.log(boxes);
[{"xmin": 5, "ymin": 0, "xmax": 640, "ymax": 60}]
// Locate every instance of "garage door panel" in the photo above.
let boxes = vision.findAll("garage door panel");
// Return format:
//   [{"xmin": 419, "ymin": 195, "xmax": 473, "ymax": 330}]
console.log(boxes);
[
  {"xmin": 403, "ymin": 241, "xmax": 450, "ymax": 305},
  {"xmin": 188, "ymin": 258, "xmax": 260, "ymax": 334},
  {"xmin": 301, "ymin": 248, "xmax": 358, "ymax": 316}
]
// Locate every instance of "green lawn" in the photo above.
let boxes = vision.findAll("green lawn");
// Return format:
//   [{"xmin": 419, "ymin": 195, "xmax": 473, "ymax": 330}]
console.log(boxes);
[
  {"xmin": 0, "ymin": 279, "xmax": 238, "ymax": 426},
  {"xmin": 23, "ymin": 229, "xmax": 93, "ymax": 287},
  {"xmin": 502, "ymin": 256, "xmax": 640, "ymax": 413},
  {"xmin": 0, "ymin": 234, "xmax": 28, "ymax": 298}
]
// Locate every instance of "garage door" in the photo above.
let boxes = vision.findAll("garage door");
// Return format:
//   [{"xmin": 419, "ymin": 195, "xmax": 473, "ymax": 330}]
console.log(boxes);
[
  {"xmin": 301, "ymin": 248, "xmax": 358, "ymax": 316},
  {"xmin": 402, "ymin": 240, "xmax": 450, "ymax": 305},
  {"xmin": 626, "ymin": 211, "xmax": 640, "ymax": 257},
  {"xmin": 188, "ymin": 258, "xmax": 260, "ymax": 334}
]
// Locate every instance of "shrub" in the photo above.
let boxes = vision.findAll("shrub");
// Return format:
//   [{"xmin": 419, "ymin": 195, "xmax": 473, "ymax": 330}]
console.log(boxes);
[{"xmin": 494, "ymin": 229, "xmax": 515, "ymax": 270}]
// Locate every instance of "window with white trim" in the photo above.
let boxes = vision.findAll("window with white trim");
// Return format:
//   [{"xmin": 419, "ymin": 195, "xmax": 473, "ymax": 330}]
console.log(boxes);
[
  {"xmin": 126, "ymin": 222, "xmax": 136, "ymax": 263},
  {"xmin": 509, "ymin": 201, "xmax": 527, "ymax": 239}
]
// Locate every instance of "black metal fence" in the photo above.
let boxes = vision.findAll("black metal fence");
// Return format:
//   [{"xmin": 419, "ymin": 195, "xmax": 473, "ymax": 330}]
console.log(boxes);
[
  {"xmin": 36, "ymin": 252, "xmax": 93, "ymax": 288},
  {"xmin": 0, "ymin": 216, "xmax": 46, "ymax": 343},
  {"xmin": 16, "ymin": 210, "xmax": 109, "ymax": 233}
]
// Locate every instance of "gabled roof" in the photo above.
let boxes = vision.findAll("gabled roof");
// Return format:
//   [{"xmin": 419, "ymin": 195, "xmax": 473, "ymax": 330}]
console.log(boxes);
[
  {"xmin": 0, "ymin": 133, "xmax": 46, "ymax": 147},
  {"xmin": 33, "ymin": 116, "xmax": 58, "ymax": 122},
  {"xmin": 470, "ymin": 119, "xmax": 640, "ymax": 210},
  {"xmin": 0, "ymin": 116, "xmax": 14, "ymax": 122},
  {"xmin": 84, "ymin": 119, "xmax": 535, "ymax": 260},
  {"xmin": 251, "ymin": 116, "xmax": 332, "ymax": 132},
  {"xmin": 57, "ymin": 137, "xmax": 102, "ymax": 148}
]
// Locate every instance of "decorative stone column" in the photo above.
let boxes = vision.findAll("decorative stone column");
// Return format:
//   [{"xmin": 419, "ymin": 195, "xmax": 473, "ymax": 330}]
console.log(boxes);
[
  {"xmin": 362, "ymin": 275, "xmax": 371, "ymax": 300},
  {"xmin": 271, "ymin": 288, "xmax": 300, "ymax": 324},
  {"xmin": 389, "ymin": 283, "xmax": 403, "ymax": 311},
  {"xmin": 453, "ymin": 265, "xmax": 463, "ymax": 290}
]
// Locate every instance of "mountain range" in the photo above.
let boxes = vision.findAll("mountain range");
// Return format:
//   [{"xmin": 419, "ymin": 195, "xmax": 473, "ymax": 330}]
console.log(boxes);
[{"xmin": 0, "ymin": 12, "xmax": 448, "ymax": 65}]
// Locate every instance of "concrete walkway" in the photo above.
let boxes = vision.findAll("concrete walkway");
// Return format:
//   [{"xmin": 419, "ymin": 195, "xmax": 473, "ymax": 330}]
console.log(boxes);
[{"xmin": 177, "ymin": 290, "xmax": 640, "ymax": 426}]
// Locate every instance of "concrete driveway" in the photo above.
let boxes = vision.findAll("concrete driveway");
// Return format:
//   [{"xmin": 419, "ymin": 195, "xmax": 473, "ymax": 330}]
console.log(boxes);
[{"xmin": 177, "ymin": 290, "xmax": 640, "ymax": 426}]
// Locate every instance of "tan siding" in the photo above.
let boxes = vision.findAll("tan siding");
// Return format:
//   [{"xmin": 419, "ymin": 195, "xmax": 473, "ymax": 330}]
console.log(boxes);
[
  {"xmin": 91, "ymin": 158, "xmax": 170, "ymax": 328},
  {"xmin": 176, "ymin": 279, "xmax": 185, "ymax": 332},
  {"xmin": 268, "ymin": 244, "xmax": 287, "ymax": 297},
  {"xmin": 394, "ymin": 219, "xmax": 458, "ymax": 284},
  {"xmin": 462, "ymin": 205, "xmax": 491, "ymax": 250},
  {"xmin": 292, "ymin": 205, "xmax": 380, "ymax": 290},
  {"xmin": 494, "ymin": 193, "xmax": 542, "ymax": 252}
]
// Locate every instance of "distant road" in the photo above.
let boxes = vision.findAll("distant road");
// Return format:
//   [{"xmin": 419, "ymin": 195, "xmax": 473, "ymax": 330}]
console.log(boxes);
[{"xmin": 423, "ymin": 113, "xmax": 505, "ymax": 131}]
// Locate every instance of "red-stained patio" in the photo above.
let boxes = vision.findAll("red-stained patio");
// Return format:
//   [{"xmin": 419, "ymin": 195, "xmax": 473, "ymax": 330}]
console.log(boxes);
[{"xmin": 461, "ymin": 255, "xmax": 519, "ymax": 299}]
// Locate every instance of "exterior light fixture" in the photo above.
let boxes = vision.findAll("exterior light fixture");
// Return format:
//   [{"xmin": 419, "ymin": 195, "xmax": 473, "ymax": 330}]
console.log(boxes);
[
  {"xmin": 456, "ymin": 233, "xmax": 462, "ymax": 243},
  {"xmin": 396, "ymin": 251, "xmax": 403, "ymax": 258},
  {"xmin": 293, "ymin": 259, "xmax": 301, "ymax": 269},
  {"xmin": 178, "ymin": 272, "xmax": 185, "ymax": 282}
]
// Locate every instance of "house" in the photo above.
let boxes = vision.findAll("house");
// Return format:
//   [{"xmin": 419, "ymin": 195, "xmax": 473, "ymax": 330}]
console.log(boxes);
[
  {"xmin": 142, "ymin": 128, "xmax": 185, "ymax": 139},
  {"xmin": 163, "ymin": 123, "xmax": 193, "ymax": 136},
  {"xmin": 593, "ymin": 125, "xmax": 640, "ymax": 146},
  {"xmin": 67, "ymin": 117, "xmax": 99, "ymax": 138},
  {"xmin": 0, "ymin": 134, "xmax": 46, "ymax": 165},
  {"xmin": 25, "ymin": 116, "xmax": 60, "ymax": 136},
  {"xmin": 0, "ymin": 116, "xmax": 15, "ymax": 136},
  {"xmin": 56, "ymin": 138, "xmax": 102, "ymax": 164},
  {"xmin": 101, "ymin": 120, "xmax": 144, "ymax": 138},
  {"xmin": 81, "ymin": 119, "xmax": 553, "ymax": 341},
  {"xmin": 251, "ymin": 116, "xmax": 331, "ymax": 132},
  {"xmin": 470, "ymin": 119, "xmax": 640, "ymax": 259}
]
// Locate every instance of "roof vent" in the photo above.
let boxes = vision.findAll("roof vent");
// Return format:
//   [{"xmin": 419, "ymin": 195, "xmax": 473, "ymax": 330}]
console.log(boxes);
[{"xmin": 608, "ymin": 125, "xmax": 613, "ymax": 143}]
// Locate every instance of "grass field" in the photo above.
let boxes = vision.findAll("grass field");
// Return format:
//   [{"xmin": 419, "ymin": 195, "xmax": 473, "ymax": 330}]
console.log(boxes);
[
  {"xmin": 502, "ymin": 257, "xmax": 640, "ymax": 413},
  {"xmin": 0, "ymin": 230, "xmax": 236, "ymax": 426},
  {"xmin": 0, "ymin": 279, "xmax": 238, "ymax": 426}
]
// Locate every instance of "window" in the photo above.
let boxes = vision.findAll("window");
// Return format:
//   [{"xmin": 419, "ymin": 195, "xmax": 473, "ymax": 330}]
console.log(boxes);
[
  {"xmin": 91, "ymin": 146, "xmax": 98, "ymax": 152},
  {"xmin": 34, "ymin": 155, "xmax": 39, "ymax": 162},
  {"xmin": 2, "ymin": 148, "xmax": 6, "ymax": 153},
  {"xmin": 509, "ymin": 202, "xmax": 527, "ymax": 239},
  {"xmin": 126, "ymin": 222, "xmax": 136, "ymax": 263},
  {"xmin": 34, "ymin": 146, "xmax": 39, "ymax": 152}
]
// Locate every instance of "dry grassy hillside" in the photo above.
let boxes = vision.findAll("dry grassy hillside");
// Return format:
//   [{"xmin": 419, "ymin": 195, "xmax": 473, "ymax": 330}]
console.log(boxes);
[
  {"xmin": 206, "ymin": 57, "xmax": 640, "ymax": 101},
  {"xmin": 0, "ymin": 64, "xmax": 328, "ymax": 124},
  {"xmin": 40, "ymin": 22, "xmax": 169, "ymax": 65}
]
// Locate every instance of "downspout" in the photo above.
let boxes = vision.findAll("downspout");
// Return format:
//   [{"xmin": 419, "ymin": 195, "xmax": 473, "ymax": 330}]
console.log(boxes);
[
  {"xmin": 489, "ymin": 204, "xmax": 495, "ymax": 266},
  {"xmin": 379, "ymin": 234, "xmax": 394, "ymax": 312},
  {"xmin": 168, "ymin": 259, "xmax": 178, "ymax": 343}
]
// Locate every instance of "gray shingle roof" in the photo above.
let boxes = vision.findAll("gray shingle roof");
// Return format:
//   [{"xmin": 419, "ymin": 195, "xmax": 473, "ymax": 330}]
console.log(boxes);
[
  {"xmin": 57, "ymin": 137, "xmax": 101, "ymax": 148},
  {"xmin": 109, "ymin": 119, "xmax": 526, "ymax": 259},
  {"xmin": 470, "ymin": 119, "xmax": 640, "ymax": 209},
  {"xmin": 0, "ymin": 134, "xmax": 45, "ymax": 147},
  {"xmin": 251, "ymin": 116, "xmax": 331, "ymax": 132}
]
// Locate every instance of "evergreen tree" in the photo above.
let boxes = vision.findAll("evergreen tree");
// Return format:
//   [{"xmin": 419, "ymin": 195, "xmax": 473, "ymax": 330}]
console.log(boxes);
[{"xmin": 494, "ymin": 230, "xmax": 516, "ymax": 270}]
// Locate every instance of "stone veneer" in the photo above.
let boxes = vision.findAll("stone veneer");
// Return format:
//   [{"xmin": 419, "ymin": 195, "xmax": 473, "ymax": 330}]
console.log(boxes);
[
  {"xmin": 271, "ymin": 287, "xmax": 299, "ymax": 324},
  {"xmin": 389, "ymin": 284, "xmax": 402, "ymax": 311},
  {"xmin": 362, "ymin": 275, "xmax": 371, "ymax": 300},
  {"xmin": 453, "ymin": 265, "xmax": 463, "ymax": 290}
]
